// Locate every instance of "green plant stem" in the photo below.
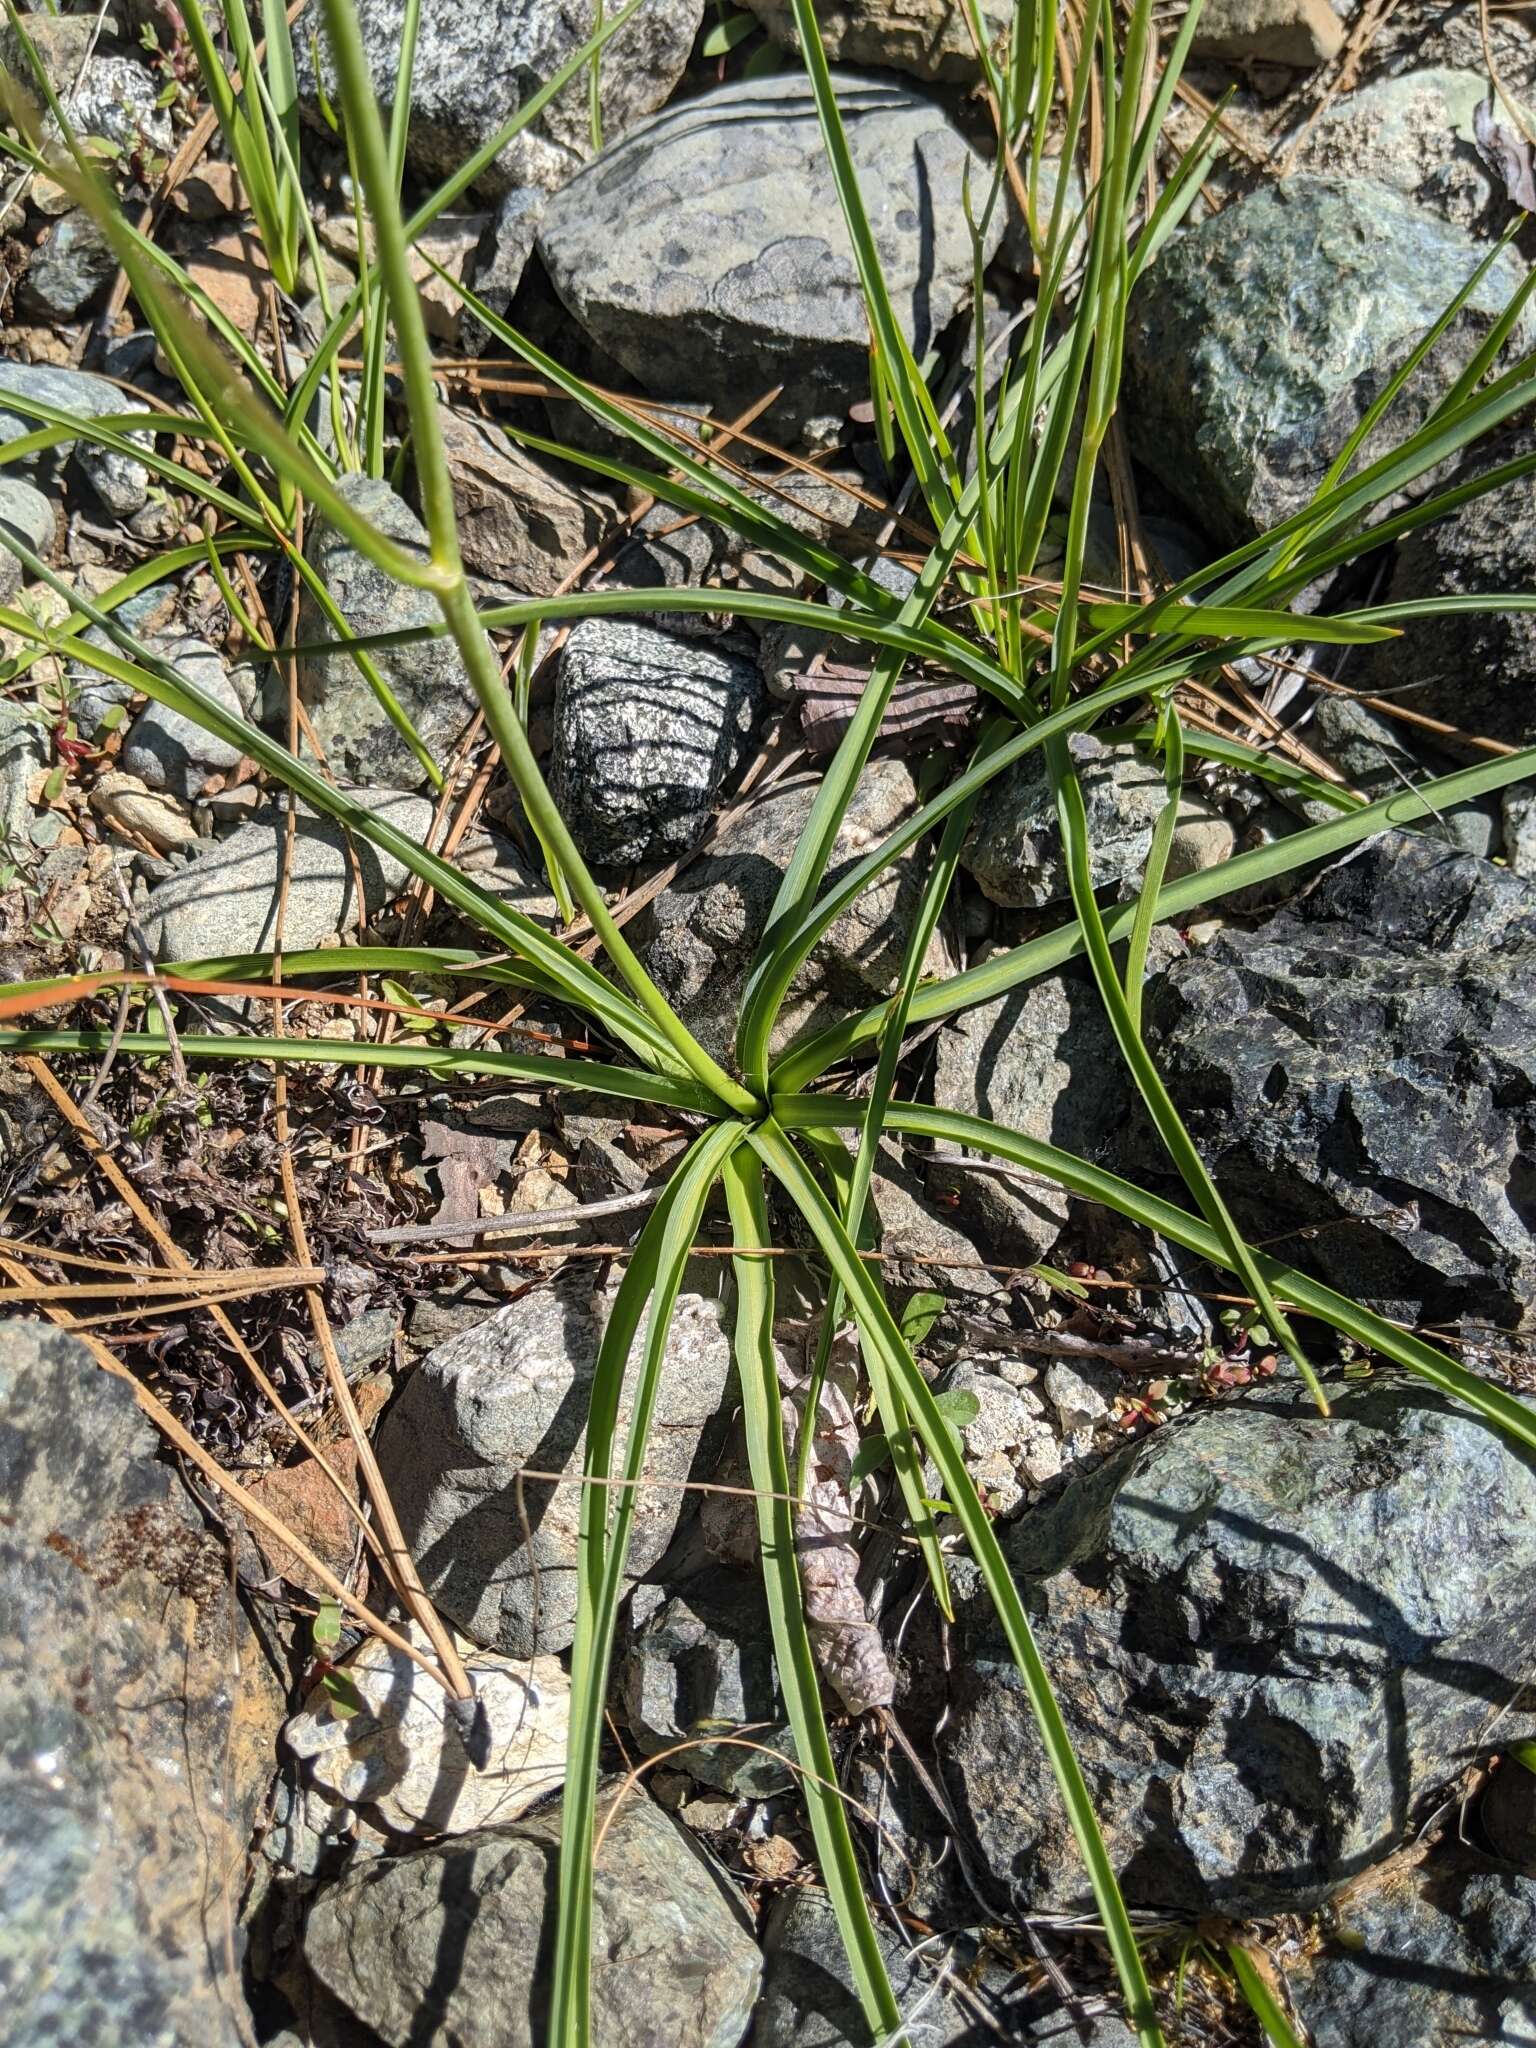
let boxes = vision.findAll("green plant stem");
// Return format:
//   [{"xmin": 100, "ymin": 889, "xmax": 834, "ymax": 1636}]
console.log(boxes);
[
  {"xmin": 317, "ymin": 0, "xmax": 758, "ymax": 1116},
  {"xmin": 721, "ymin": 1145, "xmax": 908, "ymax": 2045}
]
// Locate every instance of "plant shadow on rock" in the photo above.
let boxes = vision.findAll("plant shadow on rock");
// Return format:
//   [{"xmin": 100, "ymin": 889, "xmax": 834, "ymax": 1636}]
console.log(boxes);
[{"xmin": 943, "ymin": 1377, "xmax": 1536, "ymax": 1919}]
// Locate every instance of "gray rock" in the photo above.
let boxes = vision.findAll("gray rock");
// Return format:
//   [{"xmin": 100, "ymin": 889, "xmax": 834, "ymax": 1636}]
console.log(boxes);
[
  {"xmin": 962, "ymin": 734, "xmax": 1168, "ymax": 910},
  {"xmin": 438, "ymin": 407, "xmax": 618, "ymax": 594},
  {"xmin": 1289, "ymin": 68, "xmax": 1525, "ymax": 229},
  {"xmin": 454, "ymin": 824, "xmax": 560, "ymax": 924},
  {"xmin": 1293, "ymin": 1860, "xmax": 1536, "ymax": 2047},
  {"xmin": 63, "ymin": 579, "xmax": 178, "ymax": 737},
  {"xmin": 1139, "ymin": 832, "xmax": 1536, "ymax": 1333},
  {"xmin": 295, "ymin": 0, "xmax": 702, "ymax": 199},
  {"xmin": 756, "ymin": 1892, "xmax": 971, "ymax": 2048},
  {"xmin": 1505, "ymin": 786, "xmax": 1536, "ymax": 879},
  {"xmin": 23, "ymin": 210, "xmax": 115, "ymax": 320},
  {"xmin": 141, "ymin": 789, "xmax": 433, "ymax": 959},
  {"xmin": 119, "ymin": 636, "xmax": 244, "ymax": 798},
  {"xmin": 947, "ymin": 1377, "xmax": 1536, "ymax": 1917},
  {"xmin": 866, "ymin": 1138, "xmax": 1006, "ymax": 1301},
  {"xmin": 598, "ymin": 505, "xmax": 727, "ymax": 640},
  {"xmin": 1191, "ymin": 0, "xmax": 1344, "ymax": 63},
  {"xmin": 0, "ymin": 478, "xmax": 56, "ymax": 600},
  {"xmin": 638, "ymin": 755, "xmax": 956, "ymax": 1064},
  {"xmin": 0, "ymin": 362, "xmax": 152, "ymax": 516},
  {"xmin": 1125, "ymin": 177, "xmax": 1529, "ymax": 544},
  {"xmin": 742, "ymin": 0, "xmax": 1009, "ymax": 82},
  {"xmin": 376, "ymin": 1282, "xmax": 737, "ymax": 1656},
  {"xmin": 297, "ymin": 475, "xmax": 477, "ymax": 786},
  {"xmin": 0, "ymin": 1321, "xmax": 282, "ymax": 2048},
  {"xmin": 539, "ymin": 71, "xmax": 1000, "ymax": 440},
  {"xmin": 461, "ymin": 187, "xmax": 547, "ymax": 355},
  {"xmin": 928, "ymin": 935, "xmax": 1186, "ymax": 1263},
  {"xmin": 551, "ymin": 618, "xmax": 765, "ymax": 865},
  {"xmin": 1365, "ymin": 425, "xmax": 1536, "ymax": 753},
  {"xmin": 1303, "ymin": 691, "xmax": 1424, "ymax": 805},
  {"xmin": 1287, "ymin": 696, "xmax": 1503, "ymax": 855},
  {"xmin": 0, "ymin": 699, "xmax": 46, "ymax": 852},
  {"xmin": 304, "ymin": 1784, "xmax": 761, "ymax": 2048},
  {"xmin": 619, "ymin": 1569, "xmax": 794, "ymax": 1796}
]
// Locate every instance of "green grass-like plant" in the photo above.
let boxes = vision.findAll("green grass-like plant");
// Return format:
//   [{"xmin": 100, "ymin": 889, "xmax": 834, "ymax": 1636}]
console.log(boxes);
[{"xmin": 1, "ymin": 0, "xmax": 1534, "ymax": 2040}]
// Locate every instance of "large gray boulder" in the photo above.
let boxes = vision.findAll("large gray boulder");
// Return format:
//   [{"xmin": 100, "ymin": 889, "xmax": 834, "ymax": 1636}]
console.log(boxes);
[
  {"xmin": 303, "ymin": 1785, "xmax": 761, "ymax": 2048},
  {"xmin": 1125, "ymin": 177, "xmax": 1529, "ymax": 543},
  {"xmin": 0, "ymin": 362, "xmax": 151, "ymax": 517},
  {"xmin": 1365, "ymin": 425, "xmax": 1536, "ymax": 753},
  {"xmin": 945, "ymin": 1378, "xmax": 1536, "ymax": 1918},
  {"xmin": 551, "ymin": 618, "xmax": 765, "ymax": 865},
  {"xmin": 538, "ymin": 71, "xmax": 1000, "ymax": 439},
  {"xmin": 637, "ymin": 755, "xmax": 957, "ymax": 1064},
  {"xmin": 1292, "ymin": 1860, "xmax": 1536, "ymax": 2047},
  {"xmin": 295, "ymin": 0, "xmax": 702, "ymax": 199},
  {"xmin": 297, "ymin": 476, "xmax": 477, "ymax": 787},
  {"xmin": 1139, "ymin": 833, "xmax": 1536, "ymax": 1336},
  {"xmin": 376, "ymin": 1283, "xmax": 737, "ymax": 1656},
  {"xmin": 0, "ymin": 1322, "xmax": 283, "ymax": 2048},
  {"xmin": 0, "ymin": 19, "xmax": 171, "ymax": 158}
]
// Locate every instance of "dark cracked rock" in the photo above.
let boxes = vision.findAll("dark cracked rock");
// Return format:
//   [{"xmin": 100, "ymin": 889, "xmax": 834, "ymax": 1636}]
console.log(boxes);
[
  {"xmin": 1134, "ymin": 832, "xmax": 1536, "ymax": 1337},
  {"xmin": 551, "ymin": 618, "xmax": 765, "ymax": 865},
  {"xmin": 1365, "ymin": 425, "xmax": 1536, "ymax": 755},
  {"xmin": 944, "ymin": 1377, "xmax": 1536, "ymax": 1919},
  {"xmin": 1293, "ymin": 1858, "xmax": 1536, "ymax": 2047},
  {"xmin": 303, "ymin": 1784, "xmax": 761, "ymax": 2048},
  {"xmin": 1124, "ymin": 177, "xmax": 1528, "ymax": 544},
  {"xmin": 538, "ymin": 70, "xmax": 999, "ymax": 440},
  {"xmin": 619, "ymin": 1569, "xmax": 794, "ymax": 1797}
]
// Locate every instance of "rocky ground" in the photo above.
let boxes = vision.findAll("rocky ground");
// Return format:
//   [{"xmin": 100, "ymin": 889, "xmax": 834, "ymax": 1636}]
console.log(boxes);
[{"xmin": 2, "ymin": 0, "xmax": 1536, "ymax": 2044}]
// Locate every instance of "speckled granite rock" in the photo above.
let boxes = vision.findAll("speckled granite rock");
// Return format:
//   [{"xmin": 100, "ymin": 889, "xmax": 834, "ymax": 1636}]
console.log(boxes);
[
  {"xmin": 294, "ymin": 0, "xmax": 702, "ymax": 198},
  {"xmin": 551, "ymin": 618, "xmax": 764, "ymax": 864}
]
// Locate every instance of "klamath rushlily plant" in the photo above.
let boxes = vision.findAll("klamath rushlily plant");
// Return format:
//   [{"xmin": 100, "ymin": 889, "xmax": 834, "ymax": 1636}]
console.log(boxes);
[{"xmin": 1, "ymin": 0, "xmax": 1535, "ymax": 2040}]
